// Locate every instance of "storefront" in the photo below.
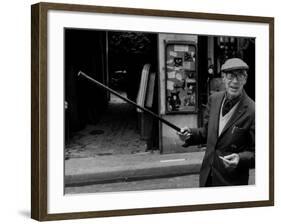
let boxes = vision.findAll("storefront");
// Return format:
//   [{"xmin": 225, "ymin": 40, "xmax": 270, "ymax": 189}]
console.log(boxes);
[{"xmin": 64, "ymin": 29, "xmax": 255, "ymax": 154}]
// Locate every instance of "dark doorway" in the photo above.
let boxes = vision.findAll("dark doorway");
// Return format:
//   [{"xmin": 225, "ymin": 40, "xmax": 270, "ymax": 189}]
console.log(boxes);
[{"xmin": 64, "ymin": 29, "xmax": 159, "ymax": 158}]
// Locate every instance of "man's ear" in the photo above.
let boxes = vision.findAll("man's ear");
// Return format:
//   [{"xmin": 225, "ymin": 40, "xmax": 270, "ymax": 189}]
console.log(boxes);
[{"xmin": 243, "ymin": 75, "xmax": 248, "ymax": 84}]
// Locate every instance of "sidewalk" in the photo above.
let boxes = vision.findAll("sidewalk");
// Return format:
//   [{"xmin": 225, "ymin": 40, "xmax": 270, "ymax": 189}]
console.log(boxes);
[{"xmin": 65, "ymin": 151, "xmax": 204, "ymax": 187}]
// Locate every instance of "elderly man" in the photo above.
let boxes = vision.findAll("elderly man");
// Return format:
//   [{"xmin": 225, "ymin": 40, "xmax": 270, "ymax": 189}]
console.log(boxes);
[{"xmin": 178, "ymin": 58, "xmax": 255, "ymax": 187}]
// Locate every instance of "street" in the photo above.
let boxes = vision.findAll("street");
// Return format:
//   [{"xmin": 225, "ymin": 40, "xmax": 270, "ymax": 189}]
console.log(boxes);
[
  {"xmin": 65, "ymin": 168, "xmax": 255, "ymax": 194},
  {"xmin": 65, "ymin": 174, "xmax": 199, "ymax": 194}
]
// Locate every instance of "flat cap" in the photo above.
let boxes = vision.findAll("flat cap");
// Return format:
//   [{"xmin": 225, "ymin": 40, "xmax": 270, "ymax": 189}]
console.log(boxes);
[{"xmin": 221, "ymin": 58, "xmax": 249, "ymax": 72}]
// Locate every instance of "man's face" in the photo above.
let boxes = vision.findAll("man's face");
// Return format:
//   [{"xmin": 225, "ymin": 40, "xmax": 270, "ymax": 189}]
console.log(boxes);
[{"xmin": 222, "ymin": 70, "xmax": 247, "ymax": 98}]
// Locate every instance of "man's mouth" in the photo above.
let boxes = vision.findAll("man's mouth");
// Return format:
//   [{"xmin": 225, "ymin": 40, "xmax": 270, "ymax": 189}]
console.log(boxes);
[{"xmin": 230, "ymin": 86, "xmax": 239, "ymax": 91}]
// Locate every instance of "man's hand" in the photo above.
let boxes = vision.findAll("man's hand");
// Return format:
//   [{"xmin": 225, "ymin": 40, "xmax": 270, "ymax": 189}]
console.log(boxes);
[
  {"xmin": 219, "ymin": 153, "xmax": 240, "ymax": 170},
  {"xmin": 177, "ymin": 127, "xmax": 191, "ymax": 142}
]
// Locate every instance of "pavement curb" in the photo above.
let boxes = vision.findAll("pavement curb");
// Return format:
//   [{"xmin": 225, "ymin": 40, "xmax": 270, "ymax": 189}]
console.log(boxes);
[
  {"xmin": 65, "ymin": 163, "xmax": 201, "ymax": 187},
  {"xmin": 65, "ymin": 152, "xmax": 204, "ymax": 187}
]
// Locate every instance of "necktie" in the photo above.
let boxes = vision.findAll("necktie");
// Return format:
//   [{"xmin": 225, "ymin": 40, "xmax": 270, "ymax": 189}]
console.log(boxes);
[{"xmin": 222, "ymin": 97, "xmax": 240, "ymax": 116}]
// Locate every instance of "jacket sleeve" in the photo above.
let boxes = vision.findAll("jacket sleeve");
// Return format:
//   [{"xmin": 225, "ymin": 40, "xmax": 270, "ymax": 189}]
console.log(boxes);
[
  {"xmin": 182, "ymin": 95, "xmax": 211, "ymax": 147},
  {"xmin": 238, "ymin": 114, "xmax": 255, "ymax": 169}
]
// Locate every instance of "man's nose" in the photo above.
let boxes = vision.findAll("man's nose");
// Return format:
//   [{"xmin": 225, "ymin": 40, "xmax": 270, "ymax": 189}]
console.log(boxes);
[{"xmin": 231, "ymin": 76, "xmax": 239, "ymax": 82}]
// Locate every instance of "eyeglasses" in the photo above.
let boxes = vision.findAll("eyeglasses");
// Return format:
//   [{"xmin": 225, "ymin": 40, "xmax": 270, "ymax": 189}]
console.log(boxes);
[{"xmin": 225, "ymin": 71, "xmax": 246, "ymax": 81}]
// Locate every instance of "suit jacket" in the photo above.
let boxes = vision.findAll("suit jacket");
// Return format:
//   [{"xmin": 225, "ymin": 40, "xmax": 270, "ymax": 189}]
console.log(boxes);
[{"xmin": 185, "ymin": 90, "xmax": 255, "ymax": 187}]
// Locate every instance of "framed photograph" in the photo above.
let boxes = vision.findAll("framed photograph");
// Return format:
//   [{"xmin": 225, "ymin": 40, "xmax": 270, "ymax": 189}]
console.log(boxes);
[{"xmin": 31, "ymin": 2, "xmax": 274, "ymax": 221}]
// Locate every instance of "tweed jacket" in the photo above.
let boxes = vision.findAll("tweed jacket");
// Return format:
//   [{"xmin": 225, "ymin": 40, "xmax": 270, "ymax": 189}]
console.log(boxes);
[{"xmin": 185, "ymin": 90, "xmax": 255, "ymax": 187}]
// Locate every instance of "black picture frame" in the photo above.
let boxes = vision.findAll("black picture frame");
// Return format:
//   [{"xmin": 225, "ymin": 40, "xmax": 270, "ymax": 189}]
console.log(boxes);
[{"xmin": 31, "ymin": 2, "xmax": 274, "ymax": 221}]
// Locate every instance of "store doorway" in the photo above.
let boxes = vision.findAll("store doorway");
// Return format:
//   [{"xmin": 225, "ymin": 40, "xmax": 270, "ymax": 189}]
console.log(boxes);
[{"xmin": 64, "ymin": 29, "xmax": 159, "ymax": 158}]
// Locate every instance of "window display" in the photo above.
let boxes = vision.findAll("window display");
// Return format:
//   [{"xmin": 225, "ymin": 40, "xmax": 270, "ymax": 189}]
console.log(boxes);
[{"xmin": 165, "ymin": 42, "xmax": 198, "ymax": 113}]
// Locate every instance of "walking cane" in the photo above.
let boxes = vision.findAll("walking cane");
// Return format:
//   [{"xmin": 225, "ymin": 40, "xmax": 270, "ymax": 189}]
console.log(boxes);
[{"xmin": 78, "ymin": 71, "xmax": 186, "ymax": 133}]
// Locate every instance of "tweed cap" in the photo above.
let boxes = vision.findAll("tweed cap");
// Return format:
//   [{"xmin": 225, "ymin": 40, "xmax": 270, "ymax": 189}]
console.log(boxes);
[{"xmin": 221, "ymin": 58, "xmax": 249, "ymax": 72}]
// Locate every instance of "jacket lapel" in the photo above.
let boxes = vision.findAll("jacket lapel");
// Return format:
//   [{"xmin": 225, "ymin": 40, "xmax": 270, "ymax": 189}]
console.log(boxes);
[
  {"xmin": 218, "ymin": 91, "xmax": 248, "ymax": 138},
  {"xmin": 210, "ymin": 92, "xmax": 224, "ymax": 140}
]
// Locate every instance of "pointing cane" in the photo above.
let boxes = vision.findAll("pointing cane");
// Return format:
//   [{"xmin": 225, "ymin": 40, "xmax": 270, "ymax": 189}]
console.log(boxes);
[{"xmin": 78, "ymin": 71, "xmax": 185, "ymax": 133}]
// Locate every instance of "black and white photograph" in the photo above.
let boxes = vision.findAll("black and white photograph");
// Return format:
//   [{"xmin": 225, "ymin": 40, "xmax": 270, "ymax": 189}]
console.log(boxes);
[
  {"xmin": 2, "ymin": 0, "xmax": 280, "ymax": 222},
  {"xmin": 30, "ymin": 2, "xmax": 274, "ymax": 221},
  {"xmin": 64, "ymin": 29, "xmax": 256, "ymax": 194}
]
